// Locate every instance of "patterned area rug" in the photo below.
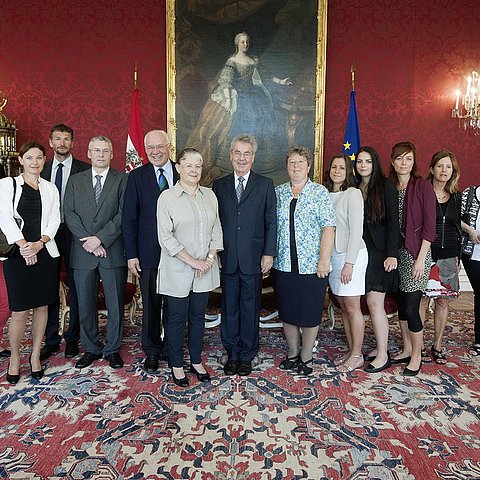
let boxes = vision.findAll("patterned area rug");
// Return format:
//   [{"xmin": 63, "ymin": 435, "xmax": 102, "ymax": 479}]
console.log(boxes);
[{"xmin": 0, "ymin": 307, "xmax": 479, "ymax": 480}]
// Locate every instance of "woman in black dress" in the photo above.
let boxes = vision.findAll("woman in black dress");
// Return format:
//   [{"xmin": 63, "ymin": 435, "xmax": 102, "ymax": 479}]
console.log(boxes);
[
  {"xmin": 355, "ymin": 147, "xmax": 399, "ymax": 373},
  {"xmin": 0, "ymin": 141, "xmax": 60, "ymax": 384}
]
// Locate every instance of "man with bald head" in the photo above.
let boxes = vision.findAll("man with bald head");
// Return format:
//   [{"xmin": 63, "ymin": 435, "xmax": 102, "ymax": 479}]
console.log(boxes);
[{"xmin": 122, "ymin": 129, "xmax": 179, "ymax": 373}]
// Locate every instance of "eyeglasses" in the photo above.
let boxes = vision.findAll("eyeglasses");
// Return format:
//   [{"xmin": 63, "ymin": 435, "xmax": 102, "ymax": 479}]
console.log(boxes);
[
  {"xmin": 146, "ymin": 144, "xmax": 170, "ymax": 153},
  {"xmin": 288, "ymin": 159, "xmax": 308, "ymax": 166}
]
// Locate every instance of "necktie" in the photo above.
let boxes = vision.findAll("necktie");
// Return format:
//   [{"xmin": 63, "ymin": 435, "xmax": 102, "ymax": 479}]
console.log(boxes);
[
  {"xmin": 157, "ymin": 168, "xmax": 168, "ymax": 193},
  {"xmin": 236, "ymin": 176, "xmax": 244, "ymax": 202},
  {"xmin": 54, "ymin": 163, "xmax": 63, "ymax": 196},
  {"xmin": 94, "ymin": 175, "xmax": 102, "ymax": 204}
]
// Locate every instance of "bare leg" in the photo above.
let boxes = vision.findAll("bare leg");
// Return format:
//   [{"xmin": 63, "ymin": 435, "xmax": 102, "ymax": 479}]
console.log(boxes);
[
  {"xmin": 393, "ymin": 320, "xmax": 412, "ymax": 361},
  {"xmin": 282, "ymin": 322, "xmax": 301, "ymax": 358},
  {"xmin": 334, "ymin": 298, "xmax": 352, "ymax": 365},
  {"xmin": 299, "ymin": 325, "xmax": 319, "ymax": 362},
  {"xmin": 366, "ymin": 291, "xmax": 389, "ymax": 368},
  {"xmin": 30, "ymin": 306, "xmax": 48, "ymax": 371},
  {"xmin": 406, "ymin": 329, "xmax": 423, "ymax": 371},
  {"xmin": 8, "ymin": 310, "xmax": 29, "ymax": 375},
  {"xmin": 432, "ymin": 298, "xmax": 450, "ymax": 352},
  {"xmin": 338, "ymin": 296, "xmax": 365, "ymax": 372}
]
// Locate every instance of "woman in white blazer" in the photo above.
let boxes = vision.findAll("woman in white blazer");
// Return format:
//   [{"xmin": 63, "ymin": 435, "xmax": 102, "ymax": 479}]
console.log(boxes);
[
  {"xmin": 325, "ymin": 155, "xmax": 368, "ymax": 373},
  {"xmin": 0, "ymin": 141, "xmax": 60, "ymax": 384}
]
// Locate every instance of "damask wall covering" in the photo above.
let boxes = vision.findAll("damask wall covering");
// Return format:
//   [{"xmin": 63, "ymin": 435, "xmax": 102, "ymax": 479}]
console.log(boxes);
[{"xmin": 0, "ymin": 0, "xmax": 478, "ymax": 186}]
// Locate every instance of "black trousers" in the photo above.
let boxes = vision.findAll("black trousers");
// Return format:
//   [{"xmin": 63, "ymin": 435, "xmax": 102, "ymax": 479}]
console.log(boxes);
[
  {"xmin": 165, "ymin": 292, "xmax": 209, "ymax": 368},
  {"xmin": 220, "ymin": 269, "xmax": 262, "ymax": 362},
  {"xmin": 44, "ymin": 224, "xmax": 80, "ymax": 346},
  {"xmin": 462, "ymin": 254, "xmax": 480, "ymax": 344},
  {"xmin": 138, "ymin": 268, "xmax": 167, "ymax": 357}
]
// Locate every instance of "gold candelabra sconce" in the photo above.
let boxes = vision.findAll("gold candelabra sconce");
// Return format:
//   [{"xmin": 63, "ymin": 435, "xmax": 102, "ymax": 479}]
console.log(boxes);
[
  {"xmin": 0, "ymin": 90, "xmax": 20, "ymax": 176},
  {"xmin": 452, "ymin": 70, "xmax": 480, "ymax": 132}
]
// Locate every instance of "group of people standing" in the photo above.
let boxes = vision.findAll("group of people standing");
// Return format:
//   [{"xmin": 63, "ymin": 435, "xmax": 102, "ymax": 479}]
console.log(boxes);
[{"xmin": 0, "ymin": 126, "xmax": 479, "ymax": 387}]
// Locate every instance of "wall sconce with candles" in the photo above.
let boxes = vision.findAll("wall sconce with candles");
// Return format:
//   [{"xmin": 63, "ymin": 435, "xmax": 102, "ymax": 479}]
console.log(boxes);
[{"xmin": 452, "ymin": 70, "xmax": 480, "ymax": 131}]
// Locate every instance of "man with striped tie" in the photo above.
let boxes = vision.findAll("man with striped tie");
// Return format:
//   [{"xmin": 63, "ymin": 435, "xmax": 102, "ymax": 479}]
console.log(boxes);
[
  {"xmin": 64, "ymin": 136, "xmax": 127, "ymax": 369},
  {"xmin": 122, "ymin": 130, "xmax": 179, "ymax": 373}
]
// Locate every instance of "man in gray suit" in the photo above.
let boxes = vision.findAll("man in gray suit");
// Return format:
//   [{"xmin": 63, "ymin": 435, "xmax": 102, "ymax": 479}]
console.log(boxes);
[{"xmin": 64, "ymin": 136, "xmax": 127, "ymax": 369}]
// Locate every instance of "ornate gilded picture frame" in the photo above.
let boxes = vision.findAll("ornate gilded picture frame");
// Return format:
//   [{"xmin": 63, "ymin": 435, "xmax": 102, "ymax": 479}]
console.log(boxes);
[{"xmin": 166, "ymin": 0, "xmax": 327, "ymax": 185}]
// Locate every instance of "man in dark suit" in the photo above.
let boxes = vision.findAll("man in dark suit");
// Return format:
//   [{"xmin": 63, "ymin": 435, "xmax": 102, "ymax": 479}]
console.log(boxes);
[
  {"xmin": 213, "ymin": 134, "xmax": 277, "ymax": 376},
  {"xmin": 122, "ymin": 129, "xmax": 178, "ymax": 373},
  {"xmin": 64, "ymin": 136, "xmax": 127, "ymax": 369},
  {"xmin": 40, "ymin": 124, "xmax": 90, "ymax": 360}
]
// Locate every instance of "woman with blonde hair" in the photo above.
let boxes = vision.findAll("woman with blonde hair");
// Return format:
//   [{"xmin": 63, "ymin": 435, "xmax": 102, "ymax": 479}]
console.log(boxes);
[{"xmin": 420, "ymin": 150, "xmax": 461, "ymax": 364}]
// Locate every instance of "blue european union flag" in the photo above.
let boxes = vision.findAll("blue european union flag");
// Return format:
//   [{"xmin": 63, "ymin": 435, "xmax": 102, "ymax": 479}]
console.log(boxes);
[{"xmin": 341, "ymin": 90, "xmax": 360, "ymax": 161}]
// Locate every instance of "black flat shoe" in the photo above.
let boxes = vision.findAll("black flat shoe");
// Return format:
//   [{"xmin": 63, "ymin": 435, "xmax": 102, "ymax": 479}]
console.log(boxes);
[
  {"xmin": 297, "ymin": 358, "xmax": 314, "ymax": 375},
  {"xmin": 105, "ymin": 352, "xmax": 124, "ymax": 369},
  {"xmin": 190, "ymin": 364, "xmax": 211, "ymax": 382},
  {"xmin": 171, "ymin": 369, "xmax": 189, "ymax": 387},
  {"xmin": 40, "ymin": 344, "xmax": 60, "ymax": 361},
  {"xmin": 224, "ymin": 359, "xmax": 238, "ymax": 376},
  {"xmin": 364, "ymin": 358, "xmax": 392, "ymax": 373},
  {"xmin": 144, "ymin": 355, "xmax": 159, "ymax": 373},
  {"xmin": 75, "ymin": 352, "xmax": 102, "ymax": 369},
  {"xmin": 29, "ymin": 355, "xmax": 44, "ymax": 380},
  {"xmin": 403, "ymin": 364, "xmax": 421, "ymax": 377},
  {"xmin": 65, "ymin": 343, "xmax": 80, "ymax": 358},
  {"xmin": 6, "ymin": 362, "xmax": 19, "ymax": 384},
  {"xmin": 279, "ymin": 355, "xmax": 299, "ymax": 370},
  {"xmin": 391, "ymin": 356, "xmax": 411, "ymax": 365},
  {"xmin": 237, "ymin": 361, "xmax": 252, "ymax": 376}
]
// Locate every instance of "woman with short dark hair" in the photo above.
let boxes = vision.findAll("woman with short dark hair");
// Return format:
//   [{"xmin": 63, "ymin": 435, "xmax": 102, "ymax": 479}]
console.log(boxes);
[{"xmin": 0, "ymin": 141, "xmax": 60, "ymax": 384}]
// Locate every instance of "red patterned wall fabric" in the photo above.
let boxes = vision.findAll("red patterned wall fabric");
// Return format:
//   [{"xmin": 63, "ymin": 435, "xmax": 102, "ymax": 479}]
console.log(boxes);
[
  {"xmin": 0, "ymin": 0, "xmax": 478, "ymax": 188},
  {"xmin": 0, "ymin": 0, "xmax": 167, "ymax": 169},
  {"xmin": 325, "ymin": 0, "xmax": 480, "ymax": 188}
]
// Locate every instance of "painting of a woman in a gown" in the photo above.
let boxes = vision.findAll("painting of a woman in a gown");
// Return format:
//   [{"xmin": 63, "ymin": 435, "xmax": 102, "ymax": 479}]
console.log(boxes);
[{"xmin": 187, "ymin": 31, "xmax": 292, "ymax": 185}]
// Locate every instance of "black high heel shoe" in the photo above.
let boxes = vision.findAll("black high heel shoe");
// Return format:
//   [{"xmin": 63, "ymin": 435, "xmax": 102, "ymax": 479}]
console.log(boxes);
[
  {"xmin": 6, "ymin": 362, "xmax": 20, "ymax": 385},
  {"xmin": 190, "ymin": 364, "xmax": 211, "ymax": 382},
  {"xmin": 29, "ymin": 354, "xmax": 44, "ymax": 380},
  {"xmin": 171, "ymin": 368, "xmax": 189, "ymax": 387}
]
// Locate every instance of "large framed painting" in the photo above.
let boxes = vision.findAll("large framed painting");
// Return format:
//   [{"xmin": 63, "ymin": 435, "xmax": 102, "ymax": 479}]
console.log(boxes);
[{"xmin": 166, "ymin": 0, "xmax": 327, "ymax": 186}]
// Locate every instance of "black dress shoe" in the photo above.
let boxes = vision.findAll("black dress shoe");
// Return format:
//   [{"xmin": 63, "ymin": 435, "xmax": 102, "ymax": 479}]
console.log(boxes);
[
  {"xmin": 391, "ymin": 356, "xmax": 411, "ymax": 365},
  {"xmin": 237, "ymin": 361, "xmax": 252, "ymax": 376},
  {"xmin": 6, "ymin": 362, "xmax": 19, "ymax": 384},
  {"xmin": 40, "ymin": 344, "xmax": 60, "ymax": 361},
  {"xmin": 75, "ymin": 352, "xmax": 102, "ymax": 369},
  {"xmin": 171, "ymin": 369, "xmax": 189, "ymax": 387},
  {"xmin": 0, "ymin": 349, "xmax": 11, "ymax": 358},
  {"xmin": 224, "ymin": 359, "xmax": 238, "ymax": 376},
  {"xmin": 190, "ymin": 364, "xmax": 211, "ymax": 382},
  {"xmin": 105, "ymin": 352, "xmax": 124, "ymax": 369},
  {"xmin": 403, "ymin": 364, "xmax": 421, "ymax": 376},
  {"xmin": 29, "ymin": 354, "xmax": 44, "ymax": 380},
  {"xmin": 65, "ymin": 343, "xmax": 80, "ymax": 358},
  {"xmin": 144, "ymin": 356, "xmax": 159, "ymax": 373},
  {"xmin": 364, "ymin": 358, "xmax": 392, "ymax": 373}
]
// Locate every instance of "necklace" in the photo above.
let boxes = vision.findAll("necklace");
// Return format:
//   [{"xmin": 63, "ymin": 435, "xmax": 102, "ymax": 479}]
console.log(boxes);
[{"xmin": 434, "ymin": 189, "xmax": 448, "ymax": 201}]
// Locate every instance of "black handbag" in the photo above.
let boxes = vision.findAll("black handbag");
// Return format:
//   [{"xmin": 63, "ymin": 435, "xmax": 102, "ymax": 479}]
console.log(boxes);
[{"xmin": 0, "ymin": 178, "xmax": 20, "ymax": 257}]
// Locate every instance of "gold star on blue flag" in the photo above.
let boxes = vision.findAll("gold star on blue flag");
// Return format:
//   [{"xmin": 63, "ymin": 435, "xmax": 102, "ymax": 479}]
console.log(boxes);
[{"xmin": 341, "ymin": 91, "xmax": 360, "ymax": 161}]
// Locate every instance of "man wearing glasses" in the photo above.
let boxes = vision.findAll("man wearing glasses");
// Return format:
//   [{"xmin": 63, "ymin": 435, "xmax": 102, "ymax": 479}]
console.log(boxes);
[
  {"xmin": 213, "ymin": 134, "xmax": 277, "ymax": 376},
  {"xmin": 64, "ymin": 136, "xmax": 127, "ymax": 369},
  {"xmin": 122, "ymin": 130, "xmax": 179, "ymax": 373}
]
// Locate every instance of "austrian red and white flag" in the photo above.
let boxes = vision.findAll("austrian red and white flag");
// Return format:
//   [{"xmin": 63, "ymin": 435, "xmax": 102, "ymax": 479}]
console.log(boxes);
[{"xmin": 125, "ymin": 88, "xmax": 146, "ymax": 172}]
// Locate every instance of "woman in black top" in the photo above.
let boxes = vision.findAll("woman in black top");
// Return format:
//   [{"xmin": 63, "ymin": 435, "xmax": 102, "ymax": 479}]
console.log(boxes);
[{"xmin": 420, "ymin": 150, "xmax": 461, "ymax": 364}]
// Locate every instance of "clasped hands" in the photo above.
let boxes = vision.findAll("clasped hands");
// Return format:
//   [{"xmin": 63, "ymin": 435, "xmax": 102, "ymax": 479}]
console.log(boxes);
[
  {"xmin": 80, "ymin": 236, "xmax": 107, "ymax": 258},
  {"xmin": 19, "ymin": 240, "xmax": 43, "ymax": 266}
]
